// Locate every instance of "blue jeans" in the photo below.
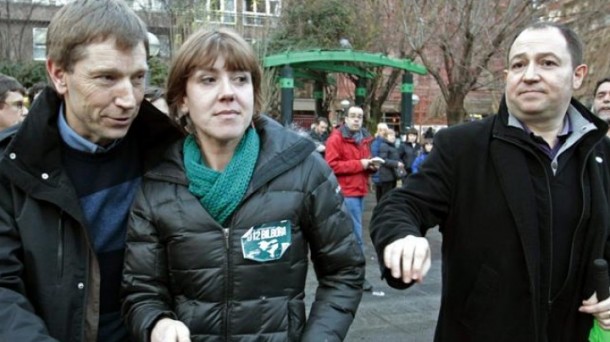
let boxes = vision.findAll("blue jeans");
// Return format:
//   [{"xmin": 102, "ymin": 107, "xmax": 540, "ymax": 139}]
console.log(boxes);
[{"xmin": 344, "ymin": 196, "xmax": 365, "ymax": 253}]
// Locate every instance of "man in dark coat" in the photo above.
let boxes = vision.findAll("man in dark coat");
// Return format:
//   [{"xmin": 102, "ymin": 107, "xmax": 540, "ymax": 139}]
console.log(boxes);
[
  {"xmin": 370, "ymin": 22, "xmax": 610, "ymax": 341},
  {"xmin": 0, "ymin": 1, "xmax": 182, "ymax": 341}
]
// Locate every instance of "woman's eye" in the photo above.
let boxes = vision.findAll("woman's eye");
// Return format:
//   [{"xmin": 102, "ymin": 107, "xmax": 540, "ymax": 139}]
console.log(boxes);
[{"xmin": 233, "ymin": 75, "xmax": 249, "ymax": 83}]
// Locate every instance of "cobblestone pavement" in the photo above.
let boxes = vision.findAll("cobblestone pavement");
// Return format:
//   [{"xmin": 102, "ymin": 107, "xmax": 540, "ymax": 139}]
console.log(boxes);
[{"xmin": 305, "ymin": 193, "xmax": 442, "ymax": 342}]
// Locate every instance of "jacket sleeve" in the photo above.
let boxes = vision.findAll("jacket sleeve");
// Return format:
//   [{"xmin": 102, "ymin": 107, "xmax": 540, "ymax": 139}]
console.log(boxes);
[
  {"xmin": 379, "ymin": 144, "xmax": 399, "ymax": 168},
  {"xmin": 325, "ymin": 133, "xmax": 365, "ymax": 176},
  {"xmin": 301, "ymin": 157, "xmax": 365, "ymax": 341},
  {"xmin": 370, "ymin": 138, "xmax": 380, "ymax": 157},
  {"xmin": 121, "ymin": 184, "xmax": 177, "ymax": 342},
  {"xmin": 370, "ymin": 131, "xmax": 454, "ymax": 289},
  {"xmin": 0, "ymin": 179, "xmax": 57, "ymax": 342},
  {"xmin": 411, "ymin": 154, "xmax": 425, "ymax": 173}
]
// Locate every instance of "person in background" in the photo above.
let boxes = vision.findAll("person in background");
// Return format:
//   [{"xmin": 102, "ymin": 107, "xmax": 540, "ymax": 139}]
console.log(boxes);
[
  {"xmin": 377, "ymin": 129, "xmax": 403, "ymax": 199},
  {"xmin": 592, "ymin": 77, "xmax": 610, "ymax": 136},
  {"xmin": 371, "ymin": 122, "xmax": 389, "ymax": 200},
  {"xmin": 309, "ymin": 116, "xmax": 329, "ymax": 155},
  {"xmin": 0, "ymin": 74, "xmax": 28, "ymax": 133},
  {"xmin": 0, "ymin": 1, "xmax": 183, "ymax": 341},
  {"xmin": 371, "ymin": 22, "xmax": 610, "ymax": 341},
  {"xmin": 326, "ymin": 105, "xmax": 376, "ymax": 292},
  {"xmin": 399, "ymin": 127, "xmax": 420, "ymax": 180},
  {"xmin": 121, "ymin": 28, "xmax": 364, "ymax": 342},
  {"xmin": 411, "ymin": 139, "xmax": 433, "ymax": 174},
  {"xmin": 144, "ymin": 86, "xmax": 170, "ymax": 115}
]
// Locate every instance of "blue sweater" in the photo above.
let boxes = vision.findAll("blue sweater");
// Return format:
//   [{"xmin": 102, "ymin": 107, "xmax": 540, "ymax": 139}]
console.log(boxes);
[{"xmin": 62, "ymin": 136, "xmax": 141, "ymax": 342}]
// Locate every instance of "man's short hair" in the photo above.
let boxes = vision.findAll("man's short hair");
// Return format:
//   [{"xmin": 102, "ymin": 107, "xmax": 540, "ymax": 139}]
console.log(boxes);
[
  {"xmin": 0, "ymin": 74, "xmax": 26, "ymax": 103},
  {"xmin": 46, "ymin": 0, "xmax": 148, "ymax": 73},
  {"xmin": 507, "ymin": 22, "xmax": 583, "ymax": 69},
  {"xmin": 315, "ymin": 117, "xmax": 329, "ymax": 125},
  {"xmin": 346, "ymin": 106, "xmax": 364, "ymax": 115},
  {"xmin": 594, "ymin": 77, "xmax": 610, "ymax": 97}
]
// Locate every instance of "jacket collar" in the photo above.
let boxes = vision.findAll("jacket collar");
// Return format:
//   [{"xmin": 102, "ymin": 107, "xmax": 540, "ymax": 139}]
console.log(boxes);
[
  {"xmin": 148, "ymin": 115, "xmax": 316, "ymax": 196},
  {"xmin": 0, "ymin": 87, "xmax": 183, "ymax": 221},
  {"xmin": 493, "ymin": 96, "xmax": 608, "ymax": 141},
  {"xmin": 0, "ymin": 123, "xmax": 19, "ymax": 154}
]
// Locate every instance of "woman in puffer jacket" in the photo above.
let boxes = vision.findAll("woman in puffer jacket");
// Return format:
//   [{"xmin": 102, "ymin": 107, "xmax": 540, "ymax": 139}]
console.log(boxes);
[
  {"xmin": 377, "ymin": 129, "xmax": 404, "ymax": 199},
  {"xmin": 121, "ymin": 28, "xmax": 365, "ymax": 342}
]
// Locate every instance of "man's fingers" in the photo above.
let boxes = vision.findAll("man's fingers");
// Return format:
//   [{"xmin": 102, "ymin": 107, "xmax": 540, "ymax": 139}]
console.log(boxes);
[
  {"xmin": 383, "ymin": 236, "xmax": 431, "ymax": 284},
  {"xmin": 410, "ymin": 238, "xmax": 431, "ymax": 282},
  {"xmin": 384, "ymin": 238, "xmax": 406, "ymax": 278},
  {"xmin": 400, "ymin": 236, "xmax": 417, "ymax": 283},
  {"xmin": 411, "ymin": 243, "xmax": 430, "ymax": 282},
  {"xmin": 176, "ymin": 322, "xmax": 191, "ymax": 342}
]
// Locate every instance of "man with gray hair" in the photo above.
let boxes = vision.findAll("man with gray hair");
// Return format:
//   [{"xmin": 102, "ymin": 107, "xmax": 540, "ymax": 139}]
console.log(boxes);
[{"xmin": 0, "ymin": 1, "xmax": 182, "ymax": 341}]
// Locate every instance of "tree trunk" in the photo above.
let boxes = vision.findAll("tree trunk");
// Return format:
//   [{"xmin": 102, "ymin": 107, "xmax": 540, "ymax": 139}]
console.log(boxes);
[{"xmin": 445, "ymin": 93, "xmax": 468, "ymax": 126}]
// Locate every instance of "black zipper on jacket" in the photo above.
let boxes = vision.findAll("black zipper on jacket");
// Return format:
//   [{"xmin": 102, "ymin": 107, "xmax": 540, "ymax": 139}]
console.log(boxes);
[
  {"xmin": 549, "ymin": 146, "xmax": 595, "ymax": 302},
  {"xmin": 494, "ymin": 135, "xmax": 547, "ymax": 338},
  {"xmin": 57, "ymin": 211, "xmax": 65, "ymax": 280},
  {"xmin": 495, "ymin": 133, "xmax": 597, "ymax": 331},
  {"xmin": 222, "ymin": 218, "xmax": 235, "ymax": 340}
]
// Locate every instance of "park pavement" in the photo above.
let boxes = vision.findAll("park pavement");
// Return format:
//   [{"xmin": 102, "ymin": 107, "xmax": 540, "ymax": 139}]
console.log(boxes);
[{"xmin": 304, "ymin": 192, "xmax": 443, "ymax": 342}]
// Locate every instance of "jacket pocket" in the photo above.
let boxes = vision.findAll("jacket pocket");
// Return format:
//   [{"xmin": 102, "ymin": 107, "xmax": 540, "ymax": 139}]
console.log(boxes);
[
  {"xmin": 287, "ymin": 299, "xmax": 305, "ymax": 341},
  {"xmin": 459, "ymin": 264, "xmax": 500, "ymax": 331}
]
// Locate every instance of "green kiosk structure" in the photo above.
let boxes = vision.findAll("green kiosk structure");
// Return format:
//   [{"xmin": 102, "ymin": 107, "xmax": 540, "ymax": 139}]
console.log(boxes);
[{"xmin": 263, "ymin": 49, "xmax": 427, "ymax": 132}]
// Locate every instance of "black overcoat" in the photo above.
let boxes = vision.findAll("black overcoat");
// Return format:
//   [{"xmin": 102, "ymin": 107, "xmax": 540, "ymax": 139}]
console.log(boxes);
[{"xmin": 371, "ymin": 97, "xmax": 610, "ymax": 341}]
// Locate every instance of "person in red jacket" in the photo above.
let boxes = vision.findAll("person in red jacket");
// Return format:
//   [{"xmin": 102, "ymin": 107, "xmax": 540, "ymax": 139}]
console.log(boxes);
[{"xmin": 326, "ymin": 105, "xmax": 376, "ymax": 290}]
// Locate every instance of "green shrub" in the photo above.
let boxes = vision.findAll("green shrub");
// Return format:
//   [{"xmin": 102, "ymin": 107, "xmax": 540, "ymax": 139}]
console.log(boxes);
[
  {"xmin": 0, "ymin": 61, "xmax": 47, "ymax": 87},
  {"xmin": 148, "ymin": 56, "xmax": 169, "ymax": 88}
]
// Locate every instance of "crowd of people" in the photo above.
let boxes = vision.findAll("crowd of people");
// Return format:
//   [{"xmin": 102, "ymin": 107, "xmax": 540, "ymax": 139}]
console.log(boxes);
[{"xmin": 0, "ymin": 1, "xmax": 609, "ymax": 341}]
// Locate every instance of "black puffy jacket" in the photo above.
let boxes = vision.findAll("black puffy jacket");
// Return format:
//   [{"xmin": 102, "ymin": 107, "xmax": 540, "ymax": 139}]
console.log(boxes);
[
  {"xmin": 122, "ymin": 116, "xmax": 365, "ymax": 342},
  {"xmin": 378, "ymin": 139, "xmax": 401, "ymax": 183}
]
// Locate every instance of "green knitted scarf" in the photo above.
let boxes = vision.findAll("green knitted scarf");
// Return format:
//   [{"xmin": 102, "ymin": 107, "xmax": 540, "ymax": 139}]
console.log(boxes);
[{"xmin": 183, "ymin": 128, "xmax": 260, "ymax": 225}]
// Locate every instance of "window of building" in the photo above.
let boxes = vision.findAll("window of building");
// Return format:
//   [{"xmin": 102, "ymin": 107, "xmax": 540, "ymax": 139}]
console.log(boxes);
[
  {"xmin": 131, "ymin": 0, "xmax": 167, "ymax": 11},
  {"xmin": 243, "ymin": 0, "xmax": 281, "ymax": 26},
  {"xmin": 32, "ymin": 27, "xmax": 47, "ymax": 61},
  {"xmin": 207, "ymin": 0, "xmax": 236, "ymax": 24}
]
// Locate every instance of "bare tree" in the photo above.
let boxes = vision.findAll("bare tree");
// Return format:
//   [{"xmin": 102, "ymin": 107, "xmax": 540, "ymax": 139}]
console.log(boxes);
[
  {"xmin": 399, "ymin": 0, "xmax": 545, "ymax": 125},
  {"xmin": 0, "ymin": 0, "xmax": 38, "ymax": 61},
  {"xmin": 552, "ymin": 0, "xmax": 610, "ymax": 102}
]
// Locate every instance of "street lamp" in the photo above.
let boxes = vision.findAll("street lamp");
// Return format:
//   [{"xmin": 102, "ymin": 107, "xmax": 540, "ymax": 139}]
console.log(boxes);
[
  {"xmin": 147, "ymin": 32, "xmax": 160, "ymax": 58},
  {"xmin": 412, "ymin": 94, "xmax": 420, "ymax": 106},
  {"xmin": 340, "ymin": 99, "xmax": 351, "ymax": 113}
]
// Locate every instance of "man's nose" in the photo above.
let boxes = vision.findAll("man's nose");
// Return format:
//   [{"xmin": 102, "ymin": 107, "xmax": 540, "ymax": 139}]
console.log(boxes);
[
  {"xmin": 523, "ymin": 64, "xmax": 540, "ymax": 81},
  {"xmin": 115, "ymin": 79, "xmax": 137, "ymax": 109}
]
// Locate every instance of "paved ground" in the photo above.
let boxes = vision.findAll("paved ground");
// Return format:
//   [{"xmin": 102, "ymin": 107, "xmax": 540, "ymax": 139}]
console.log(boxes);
[{"xmin": 305, "ymin": 193, "xmax": 443, "ymax": 341}]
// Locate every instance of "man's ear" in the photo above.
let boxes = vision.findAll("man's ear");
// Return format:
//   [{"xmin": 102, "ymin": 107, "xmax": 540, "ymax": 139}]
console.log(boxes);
[
  {"xmin": 572, "ymin": 64, "xmax": 588, "ymax": 90},
  {"xmin": 46, "ymin": 59, "xmax": 68, "ymax": 95}
]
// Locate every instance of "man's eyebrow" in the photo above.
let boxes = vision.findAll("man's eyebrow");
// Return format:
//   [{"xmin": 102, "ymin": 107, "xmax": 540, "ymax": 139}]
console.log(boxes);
[
  {"xmin": 509, "ymin": 51, "xmax": 559, "ymax": 61},
  {"xmin": 90, "ymin": 66, "xmax": 148, "ymax": 74}
]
